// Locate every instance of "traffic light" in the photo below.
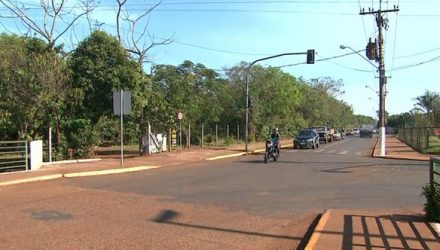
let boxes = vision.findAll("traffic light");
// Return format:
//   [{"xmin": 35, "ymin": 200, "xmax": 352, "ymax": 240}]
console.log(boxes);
[{"xmin": 307, "ymin": 49, "xmax": 315, "ymax": 64}]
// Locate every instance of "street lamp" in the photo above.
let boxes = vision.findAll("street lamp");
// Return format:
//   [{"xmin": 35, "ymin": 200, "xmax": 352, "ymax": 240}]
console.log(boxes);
[
  {"xmin": 244, "ymin": 50, "xmax": 315, "ymax": 154},
  {"xmin": 341, "ymin": 45, "xmax": 386, "ymax": 156},
  {"xmin": 340, "ymin": 45, "xmax": 378, "ymax": 69}
]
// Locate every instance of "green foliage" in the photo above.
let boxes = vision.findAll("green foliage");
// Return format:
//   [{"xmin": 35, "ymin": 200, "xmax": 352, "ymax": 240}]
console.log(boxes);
[
  {"xmin": 0, "ymin": 34, "xmax": 70, "ymax": 140},
  {"xmin": 422, "ymin": 183, "xmax": 440, "ymax": 222},
  {"xmin": 68, "ymin": 30, "xmax": 149, "ymax": 123},
  {"xmin": 62, "ymin": 119, "xmax": 98, "ymax": 159}
]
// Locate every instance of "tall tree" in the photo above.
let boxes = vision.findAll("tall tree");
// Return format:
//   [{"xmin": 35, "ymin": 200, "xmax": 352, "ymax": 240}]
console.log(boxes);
[
  {"xmin": 68, "ymin": 30, "xmax": 149, "ymax": 123},
  {"xmin": 0, "ymin": 0, "xmax": 95, "ymax": 51},
  {"xmin": 0, "ymin": 34, "xmax": 70, "ymax": 140},
  {"xmin": 414, "ymin": 90, "xmax": 440, "ymax": 126}
]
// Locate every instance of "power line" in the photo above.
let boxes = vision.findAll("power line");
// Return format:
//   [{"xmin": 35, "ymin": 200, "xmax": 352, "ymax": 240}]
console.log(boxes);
[
  {"xmin": 276, "ymin": 50, "xmax": 374, "ymax": 72},
  {"xmin": 389, "ymin": 0, "xmax": 400, "ymax": 77},
  {"xmin": 397, "ymin": 46, "xmax": 440, "ymax": 59},
  {"xmin": 392, "ymin": 54, "xmax": 440, "ymax": 71}
]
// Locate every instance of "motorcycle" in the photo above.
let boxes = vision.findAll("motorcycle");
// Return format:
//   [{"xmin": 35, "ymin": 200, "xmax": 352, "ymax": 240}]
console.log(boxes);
[{"xmin": 264, "ymin": 137, "xmax": 279, "ymax": 163}]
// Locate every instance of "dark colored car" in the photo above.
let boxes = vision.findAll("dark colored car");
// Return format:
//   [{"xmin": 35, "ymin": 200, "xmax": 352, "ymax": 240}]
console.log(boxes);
[{"xmin": 294, "ymin": 129, "xmax": 320, "ymax": 149}]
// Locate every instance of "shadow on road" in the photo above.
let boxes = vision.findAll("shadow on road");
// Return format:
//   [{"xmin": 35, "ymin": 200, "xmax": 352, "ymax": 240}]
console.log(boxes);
[
  {"xmin": 342, "ymin": 213, "xmax": 439, "ymax": 249},
  {"xmin": 151, "ymin": 209, "xmax": 301, "ymax": 241}
]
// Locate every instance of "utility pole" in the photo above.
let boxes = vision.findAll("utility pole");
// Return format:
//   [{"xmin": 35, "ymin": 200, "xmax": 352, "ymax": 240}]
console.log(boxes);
[{"xmin": 360, "ymin": 1, "xmax": 398, "ymax": 156}]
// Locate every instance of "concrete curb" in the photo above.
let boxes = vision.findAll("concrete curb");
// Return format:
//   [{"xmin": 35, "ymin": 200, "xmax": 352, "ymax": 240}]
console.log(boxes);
[
  {"xmin": 0, "ymin": 174, "xmax": 63, "ymax": 187},
  {"xmin": 0, "ymin": 166, "xmax": 161, "ymax": 187},
  {"xmin": 63, "ymin": 165, "xmax": 161, "ymax": 178},
  {"xmin": 2, "ymin": 143, "xmax": 294, "ymax": 186},
  {"xmin": 304, "ymin": 209, "xmax": 331, "ymax": 250},
  {"xmin": 42, "ymin": 158, "xmax": 102, "ymax": 167}
]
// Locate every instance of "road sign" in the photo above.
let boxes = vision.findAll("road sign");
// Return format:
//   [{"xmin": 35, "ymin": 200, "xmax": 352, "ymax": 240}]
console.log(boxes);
[
  {"xmin": 177, "ymin": 112, "xmax": 183, "ymax": 120},
  {"xmin": 113, "ymin": 90, "xmax": 132, "ymax": 115}
]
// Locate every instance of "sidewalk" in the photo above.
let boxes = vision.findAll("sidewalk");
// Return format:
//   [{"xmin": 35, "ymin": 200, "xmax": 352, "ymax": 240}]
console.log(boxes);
[
  {"xmin": 0, "ymin": 140, "xmax": 292, "ymax": 187},
  {"xmin": 306, "ymin": 135, "xmax": 440, "ymax": 249},
  {"xmin": 372, "ymin": 135, "xmax": 433, "ymax": 161}
]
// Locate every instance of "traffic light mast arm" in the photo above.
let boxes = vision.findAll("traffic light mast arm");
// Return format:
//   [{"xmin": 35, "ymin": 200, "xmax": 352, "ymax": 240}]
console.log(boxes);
[{"xmin": 244, "ymin": 50, "xmax": 315, "ymax": 153}]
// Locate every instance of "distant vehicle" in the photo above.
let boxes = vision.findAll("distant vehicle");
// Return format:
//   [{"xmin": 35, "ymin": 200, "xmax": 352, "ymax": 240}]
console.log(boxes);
[
  {"xmin": 312, "ymin": 126, "xmax": 332, "ymax": 143},
  {"xmin": 294, "ymin": 129, "xmax": 320, "ymax": 149},
  {"xmin": 360, "ymin": 124, "xmax": 374, "ymax": 138},
  {"xmin": 352, "ymin": 129, "xmax": 360, "ymax": 135},
  {"xmin": 333, "ymin": 130, "xmax": 342, "ymax": 140}
]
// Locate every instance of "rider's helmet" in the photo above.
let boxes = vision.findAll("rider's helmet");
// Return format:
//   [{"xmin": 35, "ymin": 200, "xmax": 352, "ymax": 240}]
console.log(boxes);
[{"xmin": 273, "ymin": 127, "xmax": 279, "ymax": 134}]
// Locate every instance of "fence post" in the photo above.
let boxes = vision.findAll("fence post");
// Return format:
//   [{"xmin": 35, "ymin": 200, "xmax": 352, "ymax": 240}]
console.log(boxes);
[
  {"xmin": 168, "ymin": 128, "xmax": 172, "ymax": 152},
  {"xmin": 237, "ymin": 123, "xmax": 240, "ymax": 143},
  {"xmin": 426, "ymin": 128, "xmax": 430, "ymax": 149},
  {"xmin": 215, "ymin": 124, "xmax": 218, "ymax": 146},
  {"xmin": 430, "ymin": 158, "xmax": 436, "ymax": 200},
  {"xmin": 25, "ymin": 141, "xmax": 29, "ymax": 171},
  {"xmin": 188, "ymin": 122, "xmax": 191, "ymax": 148},
  {"xmin": 430, "ymin": 158, "xmax": 435, "ymax": 186},
  {"xmin": 201, "ymin": 123, "xmax": 204, "ymax": 148},
  {"xmin": 48, "ymin": 126, "xmax": 52, "ymax": 162}
]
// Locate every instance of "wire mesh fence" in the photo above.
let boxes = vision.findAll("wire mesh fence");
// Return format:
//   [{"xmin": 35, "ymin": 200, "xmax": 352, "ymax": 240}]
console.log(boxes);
[{"xmin": 398, "ymin": 127, "xmax": 440, "ymax": 154}]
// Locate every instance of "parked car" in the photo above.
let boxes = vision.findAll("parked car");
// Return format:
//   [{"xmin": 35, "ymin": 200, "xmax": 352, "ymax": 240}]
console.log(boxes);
[
  {"xmin": 333, "ymin": 130, "xmax": 342, "ymax": 140},
  {"xmin": 294, "ymin": 129, "xmax": 320, "ymax": 149},
  {"xmin": 312, "ymin": 126, "xmax": 332, "ymax": 143},
  {"xmin": 352, "ymin": 129, "xmax": 360, "ymax": 135}
]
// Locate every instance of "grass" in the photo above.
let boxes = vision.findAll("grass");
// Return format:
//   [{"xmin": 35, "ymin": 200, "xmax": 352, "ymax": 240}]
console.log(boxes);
[{"xmin": 423, "ymin": 136, "xmax": 440, "ymax": 154}]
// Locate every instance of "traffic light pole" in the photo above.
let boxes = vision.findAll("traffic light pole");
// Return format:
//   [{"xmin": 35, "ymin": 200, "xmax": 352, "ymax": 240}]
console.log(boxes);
[{"xmin": 245, "ymin": 50, "xmax": 315, "ymax": 154}]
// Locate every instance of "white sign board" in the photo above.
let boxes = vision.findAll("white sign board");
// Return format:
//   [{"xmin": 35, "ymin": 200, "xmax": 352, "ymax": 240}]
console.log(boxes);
[
  {"xmin": 113, "ymin": 90, "xmax": 132, "ymax": 115},
  {"xmin": 177, "ymin": 112, "xmax": 183, "ymax": 120}
]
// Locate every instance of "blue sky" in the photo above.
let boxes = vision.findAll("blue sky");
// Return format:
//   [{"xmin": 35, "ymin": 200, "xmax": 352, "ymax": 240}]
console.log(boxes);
[{"xmin": 1, "ymin": 0, "xmax": 439, "ymax": 118}]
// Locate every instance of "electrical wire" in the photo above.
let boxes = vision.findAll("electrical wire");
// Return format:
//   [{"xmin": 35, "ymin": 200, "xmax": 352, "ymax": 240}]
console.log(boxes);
[
  {"xmin": 389, "ymin": 0, "xmax": 400, "ymax": 78},
  {"xmin": 276, "ymin": 50, "xmax": 374, "ymax": 72},
  {"xmin": 397, "ymin": 46, "xmax": 440, "ymax": 59},
  {"xmin": 358, "ymin": 0, "xmax": 369, "ymax": 42},
  {"xmin": 392, "ymin": 54, "xmax": 440, "ymax": 71}
]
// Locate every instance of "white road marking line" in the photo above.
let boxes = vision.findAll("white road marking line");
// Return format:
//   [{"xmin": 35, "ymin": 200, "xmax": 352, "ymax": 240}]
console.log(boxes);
[
  {"xmin": 339, "ymin": 150, "xmax": 349, "ymax": 155},
  {"xmin": 315, "ymin": 149, "xmax": 324, "ymax": 153},
  {"xmin": 356, "ymin": 152, "xmax": 363, "ymax": 156}
]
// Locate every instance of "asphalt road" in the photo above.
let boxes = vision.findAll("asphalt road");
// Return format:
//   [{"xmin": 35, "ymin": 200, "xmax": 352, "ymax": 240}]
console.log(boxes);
[{"xmin": 0, "ymin": 136, "xmax": 429, "ymax": 249}]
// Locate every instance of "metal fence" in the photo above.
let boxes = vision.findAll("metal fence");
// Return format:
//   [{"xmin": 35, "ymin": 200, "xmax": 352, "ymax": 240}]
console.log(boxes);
[
  {"xmin": 398, "ymin": 127, "xmax": 440, "ymax": 153},
  {"xmin": 0, "ymin": 141, "xmax": 28, "ymax": 172},
  {"xmin": 430, "ymin": 157, "xmax": 440, "ymax": 188}
]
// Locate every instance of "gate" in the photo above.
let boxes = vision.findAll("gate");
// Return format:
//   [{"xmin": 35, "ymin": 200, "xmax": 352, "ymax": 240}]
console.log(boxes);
[{"xmin": 0, "ymin": 141, "xmax": 28, "ymax": 172}]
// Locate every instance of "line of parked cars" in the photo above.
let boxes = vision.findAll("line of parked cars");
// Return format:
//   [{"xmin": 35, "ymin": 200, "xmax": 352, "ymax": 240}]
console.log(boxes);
[{"xmin": 293, "ymin": 126, "xmax": 346, "ymax": 149}]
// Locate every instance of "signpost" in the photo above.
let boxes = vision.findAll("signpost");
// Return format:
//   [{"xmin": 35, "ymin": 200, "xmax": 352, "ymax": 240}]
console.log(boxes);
[{"xmin": 113, "ymin": 90, "xmax": 131, "ymax": 166}]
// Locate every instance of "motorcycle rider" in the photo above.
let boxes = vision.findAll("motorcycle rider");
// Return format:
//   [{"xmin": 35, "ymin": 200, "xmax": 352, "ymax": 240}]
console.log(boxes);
[{"xmin": 270, "ymin": 128, "xmax": 281, "ymax": 153}]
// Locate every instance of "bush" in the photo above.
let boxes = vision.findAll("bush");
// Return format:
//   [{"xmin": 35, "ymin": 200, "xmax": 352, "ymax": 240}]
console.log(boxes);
[
  {"xmin": 422, "ymin": 183, "xmax": 440, "ymax": 222},
  {"xmin": 62, "ymin": 119, "xmax": 98, "ymax": 159}
]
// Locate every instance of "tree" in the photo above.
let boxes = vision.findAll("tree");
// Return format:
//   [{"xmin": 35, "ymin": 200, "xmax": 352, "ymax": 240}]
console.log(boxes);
[
  {"xmin": 0, "ymin": 0, "xmax": 95, "ymax": 51},
  {"xmin": 414, "ymin": 90, "xmax": 440, "ymax": 126},
  {"xmin": 247, "ymin": 66, "xmax": 303, "ymax": 138},
  {"xmin": 68, "ymin": 30, "xmax": 150, "ymax": 152},
  {"xmin": 69, "ymin": 30, "xmax": 148, "ymax": 122},
  {"xmin": 115, "ymin": 0, "xmax": 173, "ymax": 66},
  {"xmin": 0, "ymin": 34, "xmax": 70, "ymax": 140}
]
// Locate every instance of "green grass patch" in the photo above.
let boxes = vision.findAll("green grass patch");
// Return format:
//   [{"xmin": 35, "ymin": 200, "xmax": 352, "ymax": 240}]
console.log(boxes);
[{"xmin": 423, "ymin": 136, "xmax": 440, "ymax": 154}]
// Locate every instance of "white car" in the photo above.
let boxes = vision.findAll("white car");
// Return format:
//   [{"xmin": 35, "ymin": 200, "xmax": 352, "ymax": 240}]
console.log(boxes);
[{"xmin": 333, "ymin": 131, "xmax": 342, "ymax": 140}]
